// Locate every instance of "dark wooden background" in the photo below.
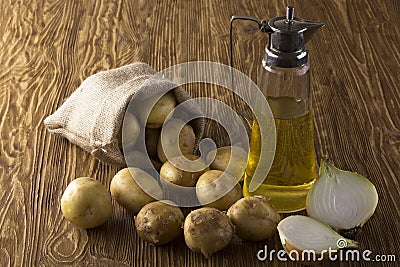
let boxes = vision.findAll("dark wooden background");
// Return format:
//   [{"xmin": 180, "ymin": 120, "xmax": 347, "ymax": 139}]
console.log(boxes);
[{"xmin": 1, "ymin": 0, "xmax": 399, "ymax": 266}]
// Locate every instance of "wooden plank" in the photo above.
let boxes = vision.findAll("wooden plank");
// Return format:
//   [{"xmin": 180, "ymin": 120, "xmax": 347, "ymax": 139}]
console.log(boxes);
[{"xmin": 0, "ymin": 0, "xmax": 399, "ymax": 266}]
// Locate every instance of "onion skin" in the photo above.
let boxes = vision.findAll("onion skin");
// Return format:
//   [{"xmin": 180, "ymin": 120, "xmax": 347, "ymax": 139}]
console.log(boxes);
[{"xmin": 338, "ymin": 226, "xmax": 362, "ymax": 239}]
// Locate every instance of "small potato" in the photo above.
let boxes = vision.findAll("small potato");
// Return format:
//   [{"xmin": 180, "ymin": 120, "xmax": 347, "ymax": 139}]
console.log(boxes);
[
  {"xmin": 135, "ymin": 201, "xmax": 184, "ymax": 245},
  {"xmin": 227, "ymin": 196, "xmax": 280, "ymax": 241},
  {"xmin": 145, "ymin": 127, "xmax": 161, "ymax": 158},
  {"xmin": 147, "ymin": 92, "xmax": 177, "ymax": 128},
  {"xmin": 196, "ymin": 170, "xmax": 242, "ymax": 211},
  {"xmin": 160, "ymin": 154, "xmax": 209, "ymax": 187},
  {"xmin": 61, "ymin": 177, "xmax": 112, "ymax": 228},
  {"xmin": 184, "ymin": 207, "xmax": 233, "ymax": 258},
  {"xmin": 206, "ymin": 146, "xmax": 248, "ymax": 181},
  {"xmin": 157, "ymin": 119, "xmax": 196, "ymax": 163},
  {"xmin": 110, "ymin": 168, "xmax": 163, "ymax": 214},
  {"xmin": 118, "ymin": 112, "xmax": 141, "ymax": 150}
]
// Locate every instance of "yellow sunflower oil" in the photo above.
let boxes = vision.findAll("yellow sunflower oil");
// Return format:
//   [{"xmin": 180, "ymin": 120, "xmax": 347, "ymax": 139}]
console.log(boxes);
[{"xmin": 243, "ymin": 96, "xmax": 317, "ymax": 212}]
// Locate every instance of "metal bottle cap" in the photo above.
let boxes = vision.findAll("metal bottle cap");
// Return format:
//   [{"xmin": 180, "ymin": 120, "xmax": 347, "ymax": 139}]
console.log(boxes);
[{"xmin": 266, "ymin": 6, "xmax": 324, "ymax": 68}]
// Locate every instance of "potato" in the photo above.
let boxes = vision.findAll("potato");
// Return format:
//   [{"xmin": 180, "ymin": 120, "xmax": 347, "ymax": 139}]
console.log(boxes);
[
  {"xmin": 110, "ymin": 168, "xmax": 163, "ymax": 214},
  {"xmin": 184, "ymin": 207, "xmax": 233, "ymax": 258},
  {"xmin": 206, "ymin": 146, "xmax": 248, "ymax": 181},
  {"xmin": 196, "ymin": 170, "xmax": 242, "ymax": 211},
  {"xmin": 146, "ymin": 92, "xmax": 176, "ymax": 128},
  {"xmin": 227, "ymin": 196, "xmax": 280, "ymax": 241},
  {"xmin": 145, "ymin": 127, "xmax": 161, "ymax": 158},
  {"xmin": 157, "ymin": 119, "xmax": 196, "ymax": 163},
  {"xmin": 135, "ymin": 201, "xmax": 184, "ymax": 245},
  {"xmin": 61, "ymin": 177, "xmax": 112, "ymax": 228},
  {"xmin": 118, "ymin": 112, "xmax": 141, "ymax": 150},
  {"xmin": 160, "ymin": 154, "xmax": 209, "ymax": 187}
]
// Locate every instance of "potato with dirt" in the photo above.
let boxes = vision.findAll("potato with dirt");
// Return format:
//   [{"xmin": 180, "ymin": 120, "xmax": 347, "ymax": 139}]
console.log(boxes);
[
  {"xmin": 227, "ymin": 196, "xmax": 280, "ymax": 241},
  {"xmin": 196, "ymin": 170, "xmax": 242, "ymax": 211},
  {"xmin": 184, "ymin": 207, "xmax": 234, "ymax": 258},
  {"xmin": 110, "ymin": 168, "xmax": 163, "ymax": 214},
  {"xmin": 61, "ymin": 177, "xmax": 112, "ymax": 228},
  {"xmin": 160, "ymin": 154, "xmax": 209, "ymax": 187},
  {"xmin": 157, "ymin": 119, "xmax": 196, "ymax": 163},
  {"xmin": 135, "ymin": 201, "xmax": 184, "ymax": 245}
]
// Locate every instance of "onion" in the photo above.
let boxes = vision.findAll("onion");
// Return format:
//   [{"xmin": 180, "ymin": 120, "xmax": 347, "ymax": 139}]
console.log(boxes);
[
  {"xmin": 306, "ymin": 158, "xmax": 378, "ymax": 235},
  {"xmin": 277, "ymin": 215, "xmax": 358, "ymax": 262}
]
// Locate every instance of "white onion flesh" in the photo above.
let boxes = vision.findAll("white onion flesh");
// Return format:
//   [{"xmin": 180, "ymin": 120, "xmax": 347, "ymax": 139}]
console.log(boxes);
[
  {"xmin": 277, "ymin": 215, "xmax": 358, "ymax": 254},
  {"xmin": 306, "ymin": 159, "xmax": 378, "ymax": 230}
]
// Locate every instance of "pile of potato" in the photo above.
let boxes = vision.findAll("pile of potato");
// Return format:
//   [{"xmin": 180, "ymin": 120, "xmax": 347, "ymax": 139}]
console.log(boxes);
[{"xmin": 60, "ymin": 92, "xmax": 281, "ymax": 258}]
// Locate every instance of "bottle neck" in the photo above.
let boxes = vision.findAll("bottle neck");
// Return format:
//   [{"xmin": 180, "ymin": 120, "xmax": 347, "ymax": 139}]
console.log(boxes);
[
  {"xmin": 261, "ymin": 58, "xmax": 310, "ymax": 76},
  {"xmin": 265, "ymin": 44, "xmax": 308, "ymax": 68}
]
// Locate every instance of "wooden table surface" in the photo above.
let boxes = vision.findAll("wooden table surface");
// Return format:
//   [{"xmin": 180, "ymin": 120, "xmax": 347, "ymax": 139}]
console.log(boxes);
[{"xmin": 1, "ymin": 0, "xmax": 399, "ymax": 266}]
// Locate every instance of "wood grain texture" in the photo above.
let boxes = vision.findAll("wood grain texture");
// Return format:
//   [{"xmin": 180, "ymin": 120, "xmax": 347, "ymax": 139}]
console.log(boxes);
[{"xmin": 0, "ymin": 0, "xmax": 399, "ymax": 266}]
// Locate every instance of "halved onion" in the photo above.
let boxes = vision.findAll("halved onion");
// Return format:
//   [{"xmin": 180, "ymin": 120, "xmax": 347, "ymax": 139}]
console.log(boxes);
[
  {"xmin": 277, "ymin": 215, "xmax": 358, "ymax": 260},
  {"xmin": 306, "ymin": 158, "xmax": 378, "ymax": 234}
]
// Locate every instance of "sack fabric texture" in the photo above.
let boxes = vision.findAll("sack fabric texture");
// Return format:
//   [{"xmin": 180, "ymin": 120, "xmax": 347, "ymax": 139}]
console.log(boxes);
[{"xmin": 44, "ymin": 62, "xmax": 205, "ymax": 166}]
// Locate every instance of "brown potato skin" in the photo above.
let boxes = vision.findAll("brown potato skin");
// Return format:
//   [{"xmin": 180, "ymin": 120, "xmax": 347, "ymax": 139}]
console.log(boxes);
[
  {"xmin": 146, "ymin": 92, "xmax": 176, "ymax": 128},
  {"xmin": 61, "ymin": 177, "xmax": 112, "ymax": 228},
  {"xmin": 160, "ymin": 154, "xmax": 209, "ymax": 187},
  {"xmin": 135, "ymin": 201, "xmax": 184, "ymax": 245},
  {"xmin": 196, "ymin": 170, "xmax": 242, "ymax": 211},
  {"xmin": 227, "ymin": 197, "xmax": 280, "ymax": 241},
  {"xmin": 110, "ymin": 168, "xmax": 163, "ymax": 214},
  {"xmin": 184, "ymin": 207, "xmax": 234, "ymax": 258},
  {"xmin": 207, "ymin": 146, "xmax": 248, "ymax": 181},
  {"xmin": 157, "ymin": 119, "xmax": 196, "ymax": 163}
]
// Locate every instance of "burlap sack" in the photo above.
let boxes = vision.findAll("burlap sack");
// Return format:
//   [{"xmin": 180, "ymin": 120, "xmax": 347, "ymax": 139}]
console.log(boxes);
[{"xmin": 44, "ymin": 62, "xmax": 205, "ymax": 166}]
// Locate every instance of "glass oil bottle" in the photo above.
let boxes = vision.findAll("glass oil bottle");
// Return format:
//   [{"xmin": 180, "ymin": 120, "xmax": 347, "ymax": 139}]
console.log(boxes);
[{"xmin": 230, "ymin": 6, "xmax": 324, "ymax": 212}]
